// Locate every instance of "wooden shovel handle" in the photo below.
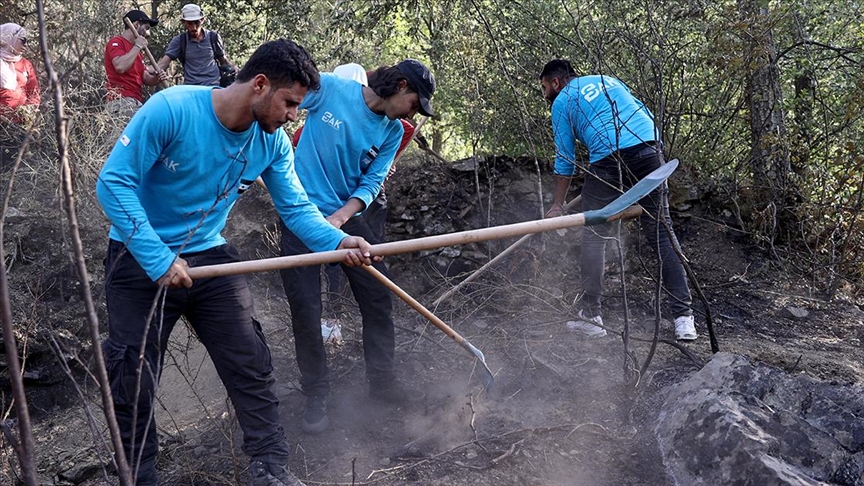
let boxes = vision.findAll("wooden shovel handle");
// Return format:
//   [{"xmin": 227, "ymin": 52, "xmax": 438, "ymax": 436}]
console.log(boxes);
[
  {"xmin": 187, "ymin": 205, "xmax": 642, "ymax": 280},
  {"xmin": 362, "ymin": 265, "xmax": 464, "ymax": 344}
]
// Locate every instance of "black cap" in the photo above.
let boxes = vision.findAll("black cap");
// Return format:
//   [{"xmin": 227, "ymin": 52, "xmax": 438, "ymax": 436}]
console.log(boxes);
[
  {"xmin": 397, "ymin": 59, "xmax": 435, "ymax": 117},
  {"xmin": 125, "ymin": 10, "xmax": 159, "ymax": 27}
]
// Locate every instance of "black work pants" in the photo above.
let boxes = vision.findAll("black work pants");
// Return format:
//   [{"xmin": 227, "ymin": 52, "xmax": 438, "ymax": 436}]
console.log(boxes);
[
  {"xmin": 279, "ymin": 217, "xmax": 395, "ymax": 398},
  {"xmin": 580, "ymin": 144, "xmax": 692, "ymax": 318},
  {"xmin": 103, "ymin": 240, "xmax": 289, "ymax": 484}
]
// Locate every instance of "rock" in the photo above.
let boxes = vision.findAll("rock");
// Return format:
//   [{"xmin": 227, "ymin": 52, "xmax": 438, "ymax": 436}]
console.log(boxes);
[
  {"xmin": 440, "ymin": 247, "xmax": 461, "ymax": 258},
  {"xmin": 451, "ymin": 158, "xmax": 479, "ymax": 172},
  {"xmin": 508, "ymin": 178, "xmax": 539, "ymax": 195},
  {"xmin": 655, "ymin": 352, "xmax": 864, "ymax": 486},
  {"xmin": 465, "ymin": 449, "xmax": 478, "ymax": 460},
  {"xmin": 379, "ymin": 457, "xmax": 391, "ymax": 466},
  {"xmin": 781, "ymin": 306, "xmax": 810, "ymax": 320},
  {"xmin": 58, "ymin": 458, "xmax": 108, "ymax": 483}
]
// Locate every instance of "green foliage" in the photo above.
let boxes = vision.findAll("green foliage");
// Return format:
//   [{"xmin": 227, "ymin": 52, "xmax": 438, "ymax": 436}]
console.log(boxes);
[{"xmin": 5, "ymin": 0, "xmax": 862, "ymax": 293}]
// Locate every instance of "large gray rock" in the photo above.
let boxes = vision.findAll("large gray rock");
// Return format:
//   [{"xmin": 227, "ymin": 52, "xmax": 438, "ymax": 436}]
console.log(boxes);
[{"xmin": 655, "ymin": 352, "xmax": 864, "ymax": 486}]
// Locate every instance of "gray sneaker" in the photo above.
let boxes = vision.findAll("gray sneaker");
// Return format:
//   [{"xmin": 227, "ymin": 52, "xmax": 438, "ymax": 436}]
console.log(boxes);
[
  {"xmin": 565, "ymin": 310, "xmax": 608, "ymax": 338},
  {"xmin": 300, "ymin": 395, "xmax": 329, "ymax": 434},
  {"xmin": 248, "ymin": 460, "xmax": 306, "ymax": 486}
]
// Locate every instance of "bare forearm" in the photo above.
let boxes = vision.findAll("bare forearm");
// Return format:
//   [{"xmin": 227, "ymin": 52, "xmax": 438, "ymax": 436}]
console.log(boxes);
[
  {"xmin": 143, "ymin": 70, "xmax": 160, "ymax": 86},
  {"xmin": 326, "ymin": 198, "xmax": 366, "ymax": 229},
  {"xmin": 112, "ymin": 47, "xmax": 141, "ymax": 74},
  {"xmin": 552, "ymin": 175, "xmax": 571, "ymax": 206}
]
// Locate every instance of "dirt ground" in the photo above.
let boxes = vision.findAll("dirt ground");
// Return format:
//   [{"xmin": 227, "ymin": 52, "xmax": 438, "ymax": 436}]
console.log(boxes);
[{"xmin": 2, "ymin": 154, "xmax": 863, "ymax": 485}]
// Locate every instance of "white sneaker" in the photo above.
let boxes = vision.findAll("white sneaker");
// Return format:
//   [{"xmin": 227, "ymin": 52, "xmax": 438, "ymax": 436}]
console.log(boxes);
[
  {"xmin": 674, "ymin": 315, "xmax": 697, "ymax": 341},
  {"xmin": 566, "ymin": 311, "xmax": 608, "ymax": 338}
]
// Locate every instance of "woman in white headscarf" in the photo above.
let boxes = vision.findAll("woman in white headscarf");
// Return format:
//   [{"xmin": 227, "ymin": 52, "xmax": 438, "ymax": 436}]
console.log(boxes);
[{"xmin": 0, "ymin": 23, "xmax": 40, "ymax": 123}]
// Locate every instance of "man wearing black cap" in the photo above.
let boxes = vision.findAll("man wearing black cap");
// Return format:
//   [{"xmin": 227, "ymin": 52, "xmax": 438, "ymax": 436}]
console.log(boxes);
[
  {"xmin": 104, "ymin": 10, "xmax": 167, "ymax": 118},
  {"xmin": 278, "ymin": 58, "xmax": 435, "ymax": 435}
]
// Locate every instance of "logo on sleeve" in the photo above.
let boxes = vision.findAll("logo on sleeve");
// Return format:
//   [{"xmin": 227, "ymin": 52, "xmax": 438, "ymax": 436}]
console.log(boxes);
[
  {"xmin": 120, "ymin": 134, "xmax": 130, "ymax": 146},
  {"xmin": 321, "ymin": 112, "xmax": 343, "ymax": 130}
]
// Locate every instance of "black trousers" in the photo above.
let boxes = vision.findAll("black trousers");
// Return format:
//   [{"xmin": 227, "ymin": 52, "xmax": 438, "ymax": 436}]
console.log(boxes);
[
  {"xmin": 279, "ymin": 217, "xmax": 395, "ymax": 398},
  {"xmin": 580, "ymin": 144, "xmax": 692, "ymax": 318},
  {"xmin": 103, "ymin": 240, "xmax": 289, "ymax": 484}
]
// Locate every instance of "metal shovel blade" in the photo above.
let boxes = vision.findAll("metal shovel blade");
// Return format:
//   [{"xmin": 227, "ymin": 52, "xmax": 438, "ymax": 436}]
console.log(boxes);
[
  {"xmin": 583, "ymin": 158, "xmax": 679, "ymax": 225},
  {"xmin": 362, "ymin": 265, "xmax": 494, "ymax": 392},
  {"xmin": 460, "ymin": 340, "xmax": 495, "ymax": 392}
]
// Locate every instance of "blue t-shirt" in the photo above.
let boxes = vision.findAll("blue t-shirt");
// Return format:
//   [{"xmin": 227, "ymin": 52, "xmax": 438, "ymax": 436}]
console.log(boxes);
[
  {"xmin": 551, "ymin": 75, "xmax": 657, "ymax": 176},
  {"xmin": 96, "ymin": 85, "xmax": 347, "ymax": 281},
  {"xmin": 294, "ymin": 74, "xmax": 404, "ymax": 216}
]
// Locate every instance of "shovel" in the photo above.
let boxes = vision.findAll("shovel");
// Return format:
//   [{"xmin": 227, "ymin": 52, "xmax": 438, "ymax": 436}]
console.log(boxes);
[
  {"xmin": 188, "ymin": 204, "xmax": 643, "ymax": 279},
  {"xmin": 432, "ymin": 158, "xmax": 680, "ymax": 306},
  {"xmin": 362, "ymin": 265, "xmax": 495, "ymax": 391},
  {"xmin": 186, "ymin": 159, "xmax": 676, "ymax": 280}
]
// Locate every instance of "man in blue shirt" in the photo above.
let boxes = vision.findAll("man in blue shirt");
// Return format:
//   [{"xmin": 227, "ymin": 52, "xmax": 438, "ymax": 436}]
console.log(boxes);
[
  {"xmin": 279, "ymin": 59, "xmax": 435, "ymax": 434},
  {"xmin": 97, "ymin": 39, "xmax": 375, "ymax": 486},
  {"xmin": 539, "ymin": 59, "xmax": 697, "ymax": 342}
]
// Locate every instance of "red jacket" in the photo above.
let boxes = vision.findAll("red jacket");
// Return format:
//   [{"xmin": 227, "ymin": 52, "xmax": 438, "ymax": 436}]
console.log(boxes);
[{"xmin": 0, "ymin": 57, "xmax": 40, "ymax": 121}]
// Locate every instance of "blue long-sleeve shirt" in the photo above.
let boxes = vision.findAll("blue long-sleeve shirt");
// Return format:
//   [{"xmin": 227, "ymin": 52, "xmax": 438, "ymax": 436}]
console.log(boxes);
[
  {"xmin": 96, "ymin": 85, "xmax": 347, "ymax": 281},
  {"xmin": 294, "ymin": 74, "xmax": 404, "ymax": 215},
  {"xmin": 551, "ymin": 75, "xmax": 657, "ymax": 176}
]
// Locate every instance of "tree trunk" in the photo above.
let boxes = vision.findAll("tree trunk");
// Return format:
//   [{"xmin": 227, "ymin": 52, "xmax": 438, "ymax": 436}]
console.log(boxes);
[
  {"xmin": 738, "ymin": 0, "xmax": 798, "ymax": 241},
  {"xmin": 791, "ymin": 10, "xmax": 815, "ymax": 175}
]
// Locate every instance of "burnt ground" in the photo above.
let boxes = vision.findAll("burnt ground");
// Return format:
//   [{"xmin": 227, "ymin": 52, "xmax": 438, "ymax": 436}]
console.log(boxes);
[{"xmin": 1, "ymin": 151, "xmax": 862, "ymax": 485}]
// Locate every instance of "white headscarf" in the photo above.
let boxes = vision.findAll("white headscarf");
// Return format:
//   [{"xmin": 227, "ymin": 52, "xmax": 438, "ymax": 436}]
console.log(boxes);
[
  {"xmin": 0, "ymin": 23, "xmax": 26, "ymax": 90},
  {"xmin": 333, "ymin": 63, "xmax": 368, "ymax": 86}
]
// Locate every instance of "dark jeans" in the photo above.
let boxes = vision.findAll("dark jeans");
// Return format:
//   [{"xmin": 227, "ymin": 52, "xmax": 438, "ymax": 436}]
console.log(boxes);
[
  {"xmin": 103, "ymin": 240, "xmax": 289, "ymax": 484},
  {"xmin": 363, "ymin": 193, "xmax": 388, "ymax": 242},
  {"xmin": 580, "ymin": 144, "xmax": 692, "ymax": 318},
  {"xmin": 323, "ymin": 194, "xmax": 387, "ymax": 309},
  {"xmin": 279, "ymin": 216, "xmax": 395, "ymax": 397}
]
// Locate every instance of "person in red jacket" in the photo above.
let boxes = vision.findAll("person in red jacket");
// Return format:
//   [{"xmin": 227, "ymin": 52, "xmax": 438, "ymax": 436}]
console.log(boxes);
[
  {"xmin": 0, "ymin": 23, "xmax": 40, "ymax": 124},
  {"xmin": 104, "ymin": 10, "xmax": 167, "ymax": 119}
]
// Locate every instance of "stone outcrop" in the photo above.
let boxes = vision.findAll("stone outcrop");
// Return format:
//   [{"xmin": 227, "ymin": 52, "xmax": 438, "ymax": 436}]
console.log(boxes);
[{"xmin": 655, "ymin": 352, "xmax": 864, "ymax": 485}]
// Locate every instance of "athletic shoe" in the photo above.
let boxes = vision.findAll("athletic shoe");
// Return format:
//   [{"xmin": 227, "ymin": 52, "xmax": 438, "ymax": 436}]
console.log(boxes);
[
  {"xmin": 674, "ymin": 315, "xmax": 697, "ymax": 341},
  {"xmin": 248, "ymin": 460, "xmax": 306, "ymax": 486},
  {"xmin": 299, "ymin": 395, "xmax": 329, "ymax": 434},
  {"xmin": 565, "ymin": 310, "xmax": 608, "ymax": 338}
]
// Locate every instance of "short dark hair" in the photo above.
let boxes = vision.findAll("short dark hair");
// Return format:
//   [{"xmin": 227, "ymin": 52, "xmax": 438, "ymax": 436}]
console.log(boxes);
[
  {"xmin": 367, "ymin": 66, "xmax": 410, "ymax": 99},
  {"xmin": 236, "ymin": 39, "xmax": 320, "ymax": 91},
  {"xmin": 540, "ymin": 59, "xmax": 576, "ymax": 81}
]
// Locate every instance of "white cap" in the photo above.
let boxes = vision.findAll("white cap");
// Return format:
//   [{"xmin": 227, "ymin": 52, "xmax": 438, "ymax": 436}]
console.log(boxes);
[
  {"xmin": 181, "ymin": 4, "xmax": 204, "ymax": 21},
  {"xmin": 333, "ymin": 63, "xmax": 368, "ymax": 86}
]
